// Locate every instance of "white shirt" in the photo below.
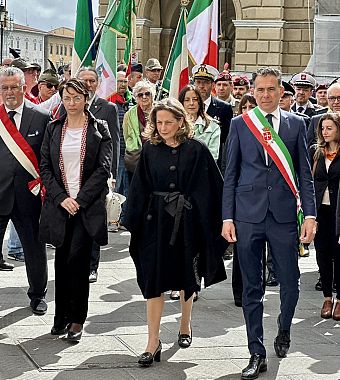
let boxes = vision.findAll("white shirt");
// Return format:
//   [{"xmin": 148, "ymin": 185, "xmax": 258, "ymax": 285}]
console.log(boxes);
[
  {"xmin": 204, "ymin": 96, "xmax": 212, "ymax": 112},
  {"xmin": 4, "ymin": 103, "xmax": 24, "ymax": 130},
  {"xmin": 321, "ymin": 158, "xmax": 332, "ymax": 205},
  {"xmin": 62, "ymin": 127, "xmax": 83, "ymax": 199}
]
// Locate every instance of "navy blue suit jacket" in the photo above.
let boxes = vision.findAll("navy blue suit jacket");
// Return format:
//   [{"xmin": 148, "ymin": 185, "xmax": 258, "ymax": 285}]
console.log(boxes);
[{"xmin": 222, "ymin": 109, "xmax": 316, "ymax": 223}]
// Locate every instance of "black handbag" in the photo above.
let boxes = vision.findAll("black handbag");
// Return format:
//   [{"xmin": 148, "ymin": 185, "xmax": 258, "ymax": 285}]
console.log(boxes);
[{"xmin": 124, "ymin": 148, "xmax": 142, "ymax": 172}]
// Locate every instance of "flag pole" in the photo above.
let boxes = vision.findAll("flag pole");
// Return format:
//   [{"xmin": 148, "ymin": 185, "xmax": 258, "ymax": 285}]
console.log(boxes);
[
  {"xmin": 74, "ymin": 0, "xmax": 119, "ymax": 76},
  {"xmin": 157, "ymin": 4, "xmax": 186, "ymax": 100}
]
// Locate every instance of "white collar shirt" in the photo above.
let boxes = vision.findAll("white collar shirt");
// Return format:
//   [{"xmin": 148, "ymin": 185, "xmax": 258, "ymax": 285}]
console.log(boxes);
[{"xmin": 4, "ymin": 102, "xmax": 24, "ymax": 130}]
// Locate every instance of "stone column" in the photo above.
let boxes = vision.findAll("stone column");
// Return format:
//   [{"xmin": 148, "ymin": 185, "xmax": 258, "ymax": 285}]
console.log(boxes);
[{"xmin": 136, "ymin": 18, "xmax": 152, "ymax": 64}]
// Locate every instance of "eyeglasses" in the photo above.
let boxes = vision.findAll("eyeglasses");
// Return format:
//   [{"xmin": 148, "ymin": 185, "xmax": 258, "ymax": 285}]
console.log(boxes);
[
  {"xmin": 328, "ymin": 96, "xmax": 340, "ymax": 102},
  {"xmin": 42, "ymin": 82, "xmax": 58, "ymax": 89},
  {"xmin": 137, "ymin": 91, "xmax": 151, "ymax": 98},
  {"xmin": 62, "ymin": 95, "xmax": 84, "ymax": 104},
  {"xmin": 0, "ymin": 85, "xmax": 22, "ymax": 92}
]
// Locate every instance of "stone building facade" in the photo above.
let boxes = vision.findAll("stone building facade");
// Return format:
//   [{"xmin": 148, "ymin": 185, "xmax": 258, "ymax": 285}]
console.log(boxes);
[
  {"xmin": 2, "ymin": 23, "xmax": 45, "ymax": 66},
  {"xmin": 98, "ymin": 0, "xmax": 315, "ymax": 74},
  {"xmin": 44, "ymin": 27, "xmax": 74, "ymax": 70}
]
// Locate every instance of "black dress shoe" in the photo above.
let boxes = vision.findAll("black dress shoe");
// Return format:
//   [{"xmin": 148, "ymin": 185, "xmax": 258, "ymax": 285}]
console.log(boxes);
[
  {"xmin": 138, "ymin": 340, "xmax": 162, "ymax": 367},
  {"xmin": 30, "ymin": 299, "xmax": 47, "ymax": 315},
  {"xmin": 266, "ymin": 271, "xmax": 278, "ymax": 287},
  {"xmin": 241, "ymin": 353, "xmax": 267, "ymax": 379},
  {"xmin": 315, "ymin": 277, "xmax": 322, "ymax": 291},
  {"xmin": 178, "ymin": 329, "xmax": 192, "ymax": 348},
  {"xmin": 234, "ymin": 297, "xmax": 242, "ymax": 307},
  {"xmin": 274, "ymin": 315, "xmax": 290, "ymax": 358},
  {"xmin": 0, "ymin": 259, "xmax": 14, "ymax": 271}
]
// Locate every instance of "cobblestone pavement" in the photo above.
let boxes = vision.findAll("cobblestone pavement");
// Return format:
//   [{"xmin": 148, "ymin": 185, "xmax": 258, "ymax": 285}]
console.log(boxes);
[{"xmin": 0, "ymin": 230, "xmax": 339, "ymax": 380}]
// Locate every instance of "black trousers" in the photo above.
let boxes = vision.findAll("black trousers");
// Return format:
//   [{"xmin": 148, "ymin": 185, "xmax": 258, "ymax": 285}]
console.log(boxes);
[
  {"xmin": 0, "ymin": 199, "xmax": 47, "ymax": 301},
  {"xmin": 314, "ymin": 205, "xmax": 340, "ymax": 299},
  {"xmin": 90, "ymin": 242, "xmax": 100, "ymax": 272},
  {"xmin": 54, "ymin": 212, "xmax": 92, "ymax": 327}
]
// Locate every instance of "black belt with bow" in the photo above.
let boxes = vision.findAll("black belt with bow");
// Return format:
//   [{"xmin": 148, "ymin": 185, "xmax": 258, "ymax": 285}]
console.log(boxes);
[{"xmin": 152, "ymin": 191, "xmax": 192, "ymax": 246}]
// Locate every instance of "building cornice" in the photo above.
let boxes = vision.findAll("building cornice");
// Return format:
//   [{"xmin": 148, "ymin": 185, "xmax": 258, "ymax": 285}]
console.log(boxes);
[
  {"xmin": 232, "ymin": 19, "xmax": 285, "ymax": 28},
  {"xmin": 136, "ymin": 18, "xmax": 152, "ymax": 27}
]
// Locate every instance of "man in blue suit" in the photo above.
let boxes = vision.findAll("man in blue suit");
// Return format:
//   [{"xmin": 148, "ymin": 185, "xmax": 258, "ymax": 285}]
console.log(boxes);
[{"xmin": 222, "ymin": 67, "xmax": 317, "ymax": 380}]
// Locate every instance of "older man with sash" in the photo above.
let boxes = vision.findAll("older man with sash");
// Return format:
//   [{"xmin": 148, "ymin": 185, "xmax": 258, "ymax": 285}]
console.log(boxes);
[
  {"xmin": 222, "ymin": 67, "xmax": 316, "ymax": 380},
  {"xmin": 0, "ymin": 67, "xmax": 49, "ymax": 315}
]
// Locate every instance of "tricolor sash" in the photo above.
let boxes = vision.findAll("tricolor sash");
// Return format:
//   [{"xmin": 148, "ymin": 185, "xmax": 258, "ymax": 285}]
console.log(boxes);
[
  {"xmin": 242, "ymin": 107, "xmax": 304, "ymax": 231},
  {"xmin": 0, "ymin": 105, "xmax": 45, "ymax": 201}
]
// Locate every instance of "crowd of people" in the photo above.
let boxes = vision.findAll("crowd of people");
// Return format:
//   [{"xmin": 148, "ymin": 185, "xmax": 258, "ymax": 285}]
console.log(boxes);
[{"xmin": 0, "ymin": 53, "xmax": 340, "ymax": 380}]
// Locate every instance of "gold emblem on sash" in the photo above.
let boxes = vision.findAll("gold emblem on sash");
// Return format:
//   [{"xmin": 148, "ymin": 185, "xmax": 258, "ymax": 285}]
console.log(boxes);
[{"xmin": 262, "ymin": 127, "xmax": 273, "ymax": 144}]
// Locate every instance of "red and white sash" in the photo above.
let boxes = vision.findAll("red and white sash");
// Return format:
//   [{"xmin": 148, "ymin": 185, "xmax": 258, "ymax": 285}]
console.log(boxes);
[
  {"xmin": 0, "ymin": 105, "xmax": 45, "ymax": 200},
  {"xmin": 242, "ymin": 107, "xmax": 304, "ymax": 230}
]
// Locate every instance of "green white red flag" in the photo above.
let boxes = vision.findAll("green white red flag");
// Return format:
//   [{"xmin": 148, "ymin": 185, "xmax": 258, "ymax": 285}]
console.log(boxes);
[
  {"xmin": 187, "ymin": 0, "xmax": 218, "ymax": 68},
  {"xmin": 71, "ymin": 0, "xmax": 95, "ymax": 75},
  {"xmin": 95, "ymin": 0, "xmax": 117, "ymax": 99},
  {"xmin": 162, "ymin": 7, "xmax": 189, "ymax": 98},
  {"xmin": 107, "ymin": 0, "xmax": 136, "ymax": 75}
]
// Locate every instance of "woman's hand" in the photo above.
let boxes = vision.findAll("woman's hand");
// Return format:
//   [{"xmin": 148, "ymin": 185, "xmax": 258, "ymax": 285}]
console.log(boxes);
[
  {"xmin": 61, "ymin": 197, "xmax": 80, "ymax": 216},
  {"xmin": 338, "ymin": 236, "xmax": 340, "ymax": 245}
]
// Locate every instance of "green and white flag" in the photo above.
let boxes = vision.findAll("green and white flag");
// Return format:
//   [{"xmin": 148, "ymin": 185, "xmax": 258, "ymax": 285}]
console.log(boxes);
[
  {"xmin": 95, "ymin": 0, "xmax": 117, "ymax": 99},
  {"xmin": 71, "ymin": 0, "xmax": 95, "ymax": 75},
  {"xmin": 162, "ymin": 7, "xmax": 189, "ymax": 98},
  {"xmin": 107, "ymin": 0, "xmax": 136, "ymax": 73}
]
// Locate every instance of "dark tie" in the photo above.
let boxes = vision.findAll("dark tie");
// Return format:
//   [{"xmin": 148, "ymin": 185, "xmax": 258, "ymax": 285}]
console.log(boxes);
[
  {"xmin": 266, "ymin": 113, "xmax": 273, "ymax": 128},
  {"xmin": 8, "ymin": 111, "xmax": 16, "ymax": 127},
  {"xmin": 297, "ymin": 106, "xmax": 304, "ymax": 114}
]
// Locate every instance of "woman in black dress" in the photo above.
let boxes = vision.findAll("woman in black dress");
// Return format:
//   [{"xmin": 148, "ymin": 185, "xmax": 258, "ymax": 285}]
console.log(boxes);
[{"xmin": 124, "ymin": 98, "xmax": 226, "ymax": 366}]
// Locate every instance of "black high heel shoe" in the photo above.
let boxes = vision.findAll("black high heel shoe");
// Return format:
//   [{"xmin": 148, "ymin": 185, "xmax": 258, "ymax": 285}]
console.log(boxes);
[
  {"xmin": 138, "ymin": 340, "xmax": 162, "ymax": 367},
  {"xmin": 67, "ymin": 324, "xmax": 83, "ymax": 343},
  {"xmin": 178, "ymin": 328, "xmax": 192, "ymax": 348}
]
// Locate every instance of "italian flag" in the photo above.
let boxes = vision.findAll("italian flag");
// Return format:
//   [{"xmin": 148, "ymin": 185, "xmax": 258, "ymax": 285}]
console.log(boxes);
[
  {"xmin": 71, "ymin": 0, "xmax": 95, "ymax": 75},
  {"xmin": 95, "ymin": 0, "xmax": 117, "ymax": 99},
  {"xmin": 162, "ymin": 7, "xmax": 189, "ymax": 98},
  {"xmin": 187, "ymin": 0, "xmax": 218, "ymax": 67}
]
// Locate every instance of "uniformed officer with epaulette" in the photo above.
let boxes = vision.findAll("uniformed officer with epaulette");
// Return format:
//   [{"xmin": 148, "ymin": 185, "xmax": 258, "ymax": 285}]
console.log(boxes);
[{"xmin": 290, "ymin": 72, "xmax": 327, "ymax": 118}]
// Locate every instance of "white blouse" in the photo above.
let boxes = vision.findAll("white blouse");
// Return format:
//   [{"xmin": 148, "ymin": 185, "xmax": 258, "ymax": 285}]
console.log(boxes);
[
  {"xmin": 62, "ymin": 127, "xmax": 83, "ymax": 199},
  {"xmin": 321, "ymin": 158, "xmax": 332, "ymax": 205}
]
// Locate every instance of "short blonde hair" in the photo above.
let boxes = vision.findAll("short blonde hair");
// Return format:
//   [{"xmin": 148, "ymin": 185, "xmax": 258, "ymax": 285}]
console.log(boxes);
[{"xmin": 144, "ymin": 97, "xmax": 194, "ymax": 145}]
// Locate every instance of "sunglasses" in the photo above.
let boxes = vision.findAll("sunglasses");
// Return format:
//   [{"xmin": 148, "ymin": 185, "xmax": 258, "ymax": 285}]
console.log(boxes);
[
  {"xmin": 137, "ymin": 91, "xmax": 151, "ymax": 98},
  {"xmin": 42, "ymin": 82, "xmax": 58, "ymax": 89}
]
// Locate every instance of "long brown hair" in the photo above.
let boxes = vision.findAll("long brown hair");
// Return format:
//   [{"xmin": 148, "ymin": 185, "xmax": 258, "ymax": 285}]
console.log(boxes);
[
  {"xmin": 314, "ymin": 113, "xmax": 340, "ymax": 162},
  {"xmin": 143, "ymin": 98, "xmax": 194, "ymax": 145},
  {"xmin": 178, "ymin": 85, "xmax": 211, "ymax": 129}
]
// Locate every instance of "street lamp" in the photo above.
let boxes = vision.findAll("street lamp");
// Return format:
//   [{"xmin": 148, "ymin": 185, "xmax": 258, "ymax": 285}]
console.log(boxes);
[{"xmin": 0, "ymin": 0, "xmax": 8, "ymax": 63}]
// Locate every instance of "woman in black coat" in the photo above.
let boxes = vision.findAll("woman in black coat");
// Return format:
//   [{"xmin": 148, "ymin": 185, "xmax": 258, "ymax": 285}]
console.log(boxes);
[
  {"xmin": 124, "ymin": 98, "xmax": 227, "ymax": 366},
  {"xmin": 39, "ymin": 79, "xmax": 112, "ymax": 342},
  {"xmin": 311, "ymin": 113, "xmax": 340, "ymax": 321}
]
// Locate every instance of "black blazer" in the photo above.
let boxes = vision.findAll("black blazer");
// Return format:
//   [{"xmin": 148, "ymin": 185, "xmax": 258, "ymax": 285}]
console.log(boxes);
[
  {"xmin": 0, "ymin": 101, "xmax": 50, "ymax": 215},
  {"xmin": 39, "ymin": 112, "xmax": 113, "ymax": 247},
  {"xmin": 310, "ymin": 147, "xmax": 340, "ymax": 212},
  {"xmin": 307, "ymin": 114, "xmax": 323, "ymax": 148},
  {"xmin": 206, "ymin": 96, "xmax": 233, "ymax": 145}
]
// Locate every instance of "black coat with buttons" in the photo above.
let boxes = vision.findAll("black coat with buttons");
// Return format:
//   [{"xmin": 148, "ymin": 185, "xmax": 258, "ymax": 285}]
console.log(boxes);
[{"xmin": 124, "ymin": 139, "xmax": 227, "ymax": 300}]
